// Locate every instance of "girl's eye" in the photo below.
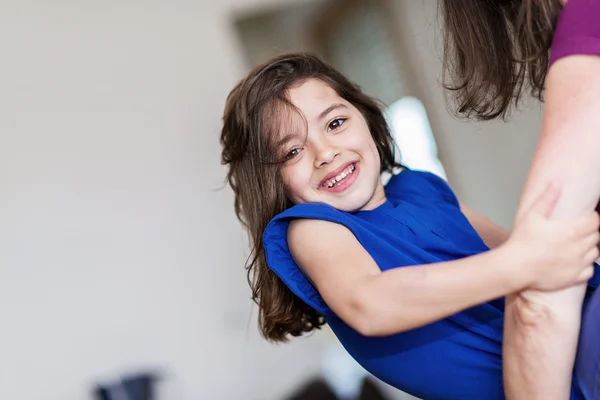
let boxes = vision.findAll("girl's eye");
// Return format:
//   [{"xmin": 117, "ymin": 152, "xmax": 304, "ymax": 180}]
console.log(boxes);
[
  {"xmin": 285, "ymin": 147, "xmax": 302, "ymax": 160},
  {"xmin": 327, "ymin": 118, "xmax": 346, "ymax": 131}
]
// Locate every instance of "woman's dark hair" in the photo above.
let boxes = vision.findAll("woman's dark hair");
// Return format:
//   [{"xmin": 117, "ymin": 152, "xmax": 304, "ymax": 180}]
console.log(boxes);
[
  {"xmin": 220, "ymin": 52, "xmax": 400, "ymax": 342},
  {"xmin": 440, "ymin": 0, "xmax": 564, "ymax": 120}
]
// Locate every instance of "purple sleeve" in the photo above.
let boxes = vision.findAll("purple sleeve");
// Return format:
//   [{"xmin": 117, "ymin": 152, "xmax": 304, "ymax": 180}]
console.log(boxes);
[{"xmin": 550, "ymin": 0, "xmax": 600, "ymax": 66}]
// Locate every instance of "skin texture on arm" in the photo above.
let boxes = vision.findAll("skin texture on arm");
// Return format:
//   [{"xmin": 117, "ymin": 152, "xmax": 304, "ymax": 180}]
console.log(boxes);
[{"xmin": 503, "ymin": 54, "xmax": 600, "ymax": 400}]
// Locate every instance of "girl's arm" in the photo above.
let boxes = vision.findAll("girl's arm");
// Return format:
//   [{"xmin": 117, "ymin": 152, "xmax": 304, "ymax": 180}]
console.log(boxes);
[
  {"xmin": 287, "ymin": 194, "xmax": 597, "ymax": 337},
  {"xmin": 503, "ymin": 55, "xmax": 600, "ymax": 400},
  {"xmin": 460, "ymin": 203, "xmax": 510, "ymax": 249},
  {"xmin": 289, "ymin": 218, "xmax": 522, "ymax": 336}
]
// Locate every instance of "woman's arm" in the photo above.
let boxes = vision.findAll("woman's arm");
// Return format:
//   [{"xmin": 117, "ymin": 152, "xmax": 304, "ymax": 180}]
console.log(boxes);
[
  {"xmin": 461, "ymin": 203, "xmax": 510, "ymax": 249},
  {"xmin": 503, "ymin": 54, "xmax": 600, "ymax": 400}
]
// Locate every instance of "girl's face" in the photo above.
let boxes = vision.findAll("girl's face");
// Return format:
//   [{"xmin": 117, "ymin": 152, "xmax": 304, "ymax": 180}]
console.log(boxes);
[{"xmin": 277, "ymin": 79, "xmax": 386, "ymax": 212}]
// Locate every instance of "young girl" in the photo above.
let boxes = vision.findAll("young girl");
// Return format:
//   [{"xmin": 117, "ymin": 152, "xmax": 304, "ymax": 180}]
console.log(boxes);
[{"xmin": 220, "ymin": 53, "xmax": 600, "ymax": 400}]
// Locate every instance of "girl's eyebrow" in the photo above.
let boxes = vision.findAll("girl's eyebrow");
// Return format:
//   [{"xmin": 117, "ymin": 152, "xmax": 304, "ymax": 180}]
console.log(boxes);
[
  {"xmin": 318, "ymin": 103, "xmax": 347, "ymax": 121},
  {"xmin": 274, "ymin": 133, "xmax": 301, "ymax": 149},
  {"xmin": 274, "ymin": 134, "xmax": 294, "ymax": 148}
]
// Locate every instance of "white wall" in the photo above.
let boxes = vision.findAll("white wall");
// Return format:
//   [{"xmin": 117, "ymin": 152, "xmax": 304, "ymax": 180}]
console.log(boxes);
[
  {"xmin": 0, "ymin": 1, "xmax": 330, "ymax": 399},
  {"xmin": 234, "ymin": 0, "xmax": 325, "ymax": 68}
]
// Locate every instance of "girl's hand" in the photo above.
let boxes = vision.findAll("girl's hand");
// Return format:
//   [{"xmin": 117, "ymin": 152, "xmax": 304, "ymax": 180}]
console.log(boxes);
[{"xmin": 505, "ymin": 182, "xmax": 599, "ymax": 291}]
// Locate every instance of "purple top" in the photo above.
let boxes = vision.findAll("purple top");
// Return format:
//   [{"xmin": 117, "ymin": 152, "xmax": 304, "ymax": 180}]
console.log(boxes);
[{"xmin": 550, "ymin": 0, "xmax": 600, "ymax": 65}]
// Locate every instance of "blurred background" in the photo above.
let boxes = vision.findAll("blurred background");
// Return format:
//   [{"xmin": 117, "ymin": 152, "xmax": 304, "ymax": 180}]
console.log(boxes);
[{"xmin": 0, "ymin": 0, "xmax": 545, "ymax": 399}]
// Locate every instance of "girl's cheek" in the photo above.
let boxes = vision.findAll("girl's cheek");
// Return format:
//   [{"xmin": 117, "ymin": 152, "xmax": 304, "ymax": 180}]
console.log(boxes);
[
  {"xmin": 287, "ymin": 175, "xmax": 302, "ymax": 194},
  {"xmin": 280, "ymin": 169, "xmax": 298, "ymax": 192}
]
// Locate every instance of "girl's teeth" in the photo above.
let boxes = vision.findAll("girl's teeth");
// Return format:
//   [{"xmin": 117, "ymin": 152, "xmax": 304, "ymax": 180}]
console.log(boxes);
[{"xmin": 324, "ymin": 164, "xmax": 355, "ymax": 188}]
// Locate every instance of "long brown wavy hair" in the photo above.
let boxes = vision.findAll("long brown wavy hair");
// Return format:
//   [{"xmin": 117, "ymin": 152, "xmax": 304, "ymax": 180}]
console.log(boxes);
[
  {"xmin": 220, "ymin": 53, "xmax": 400, "ymax": 342},
  {"xmin": 440, "ymin": 0, "xmax": 564, "ymax": 120}
]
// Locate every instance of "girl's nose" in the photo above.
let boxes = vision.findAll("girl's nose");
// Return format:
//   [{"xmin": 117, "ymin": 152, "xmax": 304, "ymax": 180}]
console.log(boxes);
[{"xmin": 314, "ymin": 141, "xmax": 340, "ymax": 168}]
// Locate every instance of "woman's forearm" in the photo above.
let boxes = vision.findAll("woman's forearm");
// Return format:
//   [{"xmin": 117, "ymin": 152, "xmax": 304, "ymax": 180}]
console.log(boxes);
[{"xmin": 503, "ymin": 55, "xmax": 600, "ymax": 399}]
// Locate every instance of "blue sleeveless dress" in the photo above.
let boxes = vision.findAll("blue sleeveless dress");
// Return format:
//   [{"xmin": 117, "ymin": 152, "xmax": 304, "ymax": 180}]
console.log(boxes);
[{"xmin": 263, "ymin": 169, "xmax": 600, "ymax": 400}]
